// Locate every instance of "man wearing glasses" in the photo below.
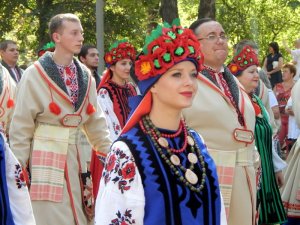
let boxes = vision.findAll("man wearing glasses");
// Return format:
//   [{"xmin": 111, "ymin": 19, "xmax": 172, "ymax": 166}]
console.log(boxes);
[{"xmin": 183, "ymin": 18, "xmax": 256, "ymax": 225}]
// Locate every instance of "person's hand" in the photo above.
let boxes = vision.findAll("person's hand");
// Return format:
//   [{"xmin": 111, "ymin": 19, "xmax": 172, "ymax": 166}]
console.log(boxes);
[
  {"xmin": 266, "ymin": 71, "xmax": 271, "ymax": 78},
  {"xmin": 275, "ymin": 170, "xmax": 284, "ymax": 188}
]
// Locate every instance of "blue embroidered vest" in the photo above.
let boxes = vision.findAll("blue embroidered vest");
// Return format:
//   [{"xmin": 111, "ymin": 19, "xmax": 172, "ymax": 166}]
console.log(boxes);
[{"xmin": 120, "ymin": 125, "xmax": 221, "ymax": 225}]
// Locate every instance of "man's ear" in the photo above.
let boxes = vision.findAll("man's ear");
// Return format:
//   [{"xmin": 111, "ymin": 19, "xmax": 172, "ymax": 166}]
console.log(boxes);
[
  {"xmin": 52, "ymin": 33, "xmax": 60, "ymax": 43},
  {"xmin": 79, "ymin": 56, "xmax": 86, "ymax": 63}
]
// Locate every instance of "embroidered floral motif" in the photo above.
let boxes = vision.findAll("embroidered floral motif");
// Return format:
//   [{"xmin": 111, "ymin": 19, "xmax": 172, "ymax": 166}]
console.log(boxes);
[
  {"xmin": 100, "ymin": 89, "xmax": 108, "ymax": 97},
  {"xmin": 14, "ymin": 164, "xmax": 26, "ymax": 189},
  {"xmin": 113, "ymin": 123, "xmax": 121, "ymax": 135},
  {"xmin": 80, "ymin": 171, "xmax": 94, "ymax": 220},
  {"xmin": 103, "ymin": 148, "xmax": 135, "ymax": 193},
  {"xmin": 110, "ymin": 209, "xmax": 136, "ymax": 225}
]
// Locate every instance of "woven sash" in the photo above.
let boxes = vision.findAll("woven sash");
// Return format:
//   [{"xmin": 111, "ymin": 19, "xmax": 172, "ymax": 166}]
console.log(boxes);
[{"xmin": 30, "ymin": 123, "xmax": 69, "ymax": 202}]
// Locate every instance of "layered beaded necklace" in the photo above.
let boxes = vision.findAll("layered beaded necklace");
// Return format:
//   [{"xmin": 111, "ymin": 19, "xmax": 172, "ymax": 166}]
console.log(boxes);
[{"xmin": 140, "ymin": 115, "xmax": 207, "ymax": 193}]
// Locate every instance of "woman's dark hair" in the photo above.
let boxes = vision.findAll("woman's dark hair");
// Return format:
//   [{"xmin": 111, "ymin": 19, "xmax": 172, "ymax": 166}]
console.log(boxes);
[{"xmin": 269, "ymin": 42, "xmax": 280, "ymax": 54}]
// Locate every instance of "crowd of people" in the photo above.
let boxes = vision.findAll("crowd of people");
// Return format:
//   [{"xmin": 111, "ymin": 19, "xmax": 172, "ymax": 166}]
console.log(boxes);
[{"xmin": 0, "ymin": 12, "xmax": 299, "ymax": 225}]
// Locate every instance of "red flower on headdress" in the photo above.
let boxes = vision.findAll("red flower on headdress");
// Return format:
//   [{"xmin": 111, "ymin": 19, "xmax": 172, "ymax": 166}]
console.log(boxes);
[
  {"xmin": 228, "ymin": 64, "xmax": 239, "ymax": 74},
  {"xmin": 228, "ymin": 45, "xmax": 259, "ymax": 76},
  {"xmin": 104, "ymin": 41, "xmax": 136, "ymax": 67},
  {"xmin": 172, "ymin": 39, "xmax": 190, "ymax": 62},
  {"xmin": 104, "ymin": 53, "xmax": 113, "ymax": 64},
  {"xmin": 135, "ymin": 55, "xmax": 154, "ymax": 80},
  {"xmin": 135, "ymin": 23, "xmax": 204, "ymax": 81}
]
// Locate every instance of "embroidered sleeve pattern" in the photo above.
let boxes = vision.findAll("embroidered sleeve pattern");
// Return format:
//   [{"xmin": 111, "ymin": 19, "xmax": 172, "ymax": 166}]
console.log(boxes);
[
  {"xmin": 102, "ymin": 144, "xmax": 136, "ymax": 193},
  {"xmin": 95, "ymin": 141, "xmax": 145, "ymax": 225},
  {"xmin": 14, "ymin": 164, "xmax": 27, "ymax": 189},
  {"xmin": 110, "ymin": 209, "xmax": 136, "ymax": 225},
  {"xmin": 97, "ymin": 88, "xmax": 122, "ymax": 141}
]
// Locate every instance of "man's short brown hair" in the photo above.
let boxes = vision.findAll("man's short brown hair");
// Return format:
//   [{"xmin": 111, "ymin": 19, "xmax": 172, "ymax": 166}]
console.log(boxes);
[
  {"xmin": 0, "ymin": 40, "xmax": 17, "ymax": 51},
  {"xmin": 48, "ymin": 13, "xmax": 81, "ymax": 41}
]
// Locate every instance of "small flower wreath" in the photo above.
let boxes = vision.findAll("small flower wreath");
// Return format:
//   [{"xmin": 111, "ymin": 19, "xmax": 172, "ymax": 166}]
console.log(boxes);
[
  {"xmin": 38, "ymin": 42, "xmax": 55, "ymax": 57},
  {"xmin": 228, "ymin": 46, "xmax": 259, "ymax": 76},
  {"xmin": 135, "ymin": 24, "xmax": 203, "ymax": 81},
  {"xmin": 104, "ymin": 40, "xmax": 136, "ymax": 68}
]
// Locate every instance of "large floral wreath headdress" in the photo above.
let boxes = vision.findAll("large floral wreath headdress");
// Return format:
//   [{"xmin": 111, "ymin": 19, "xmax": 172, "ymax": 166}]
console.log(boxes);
[
  {"xmin": 228, "ymin": 45, "xmax": 259, "ymax": 76},
  {"xmin": 135, "ymin": 19, "xmax": 203, "ymax": 81},
  {"xmin": 104, "ymin": 39, "xmax": 136, "ymax": 68}
]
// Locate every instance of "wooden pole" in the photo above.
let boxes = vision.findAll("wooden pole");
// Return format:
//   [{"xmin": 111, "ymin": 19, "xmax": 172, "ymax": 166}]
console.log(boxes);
[{"xmin": 96, "ymin": 0, "xmax": 105, "ymax": 73}]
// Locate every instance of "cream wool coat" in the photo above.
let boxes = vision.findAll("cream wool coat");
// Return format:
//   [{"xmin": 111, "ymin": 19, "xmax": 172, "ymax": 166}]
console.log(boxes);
[
  {"xmin": 280, "ymin": 76, "xmax": 300, "ymax": 218},
  {"xmin": 0, "ymin": 65, "xmax": 16, "ymax": 132},
  {"xmin": 9, "ymin": 52, "xmax": 111, "ymax": 225},
  {"xmin": 183, "ymin": 68, "xmax": 256, "ymax": 225}
]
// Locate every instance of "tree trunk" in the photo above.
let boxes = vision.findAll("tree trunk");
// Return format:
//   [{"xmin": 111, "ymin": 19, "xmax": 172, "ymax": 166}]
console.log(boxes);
[
  {"xmin": 159, "ymin": 0, "xmax": 178, "ymax": 24},
  {"xmin": 198, "ymin": 0, "xmax": 215, "ymax": 19},
  {"xmin": 36, "ymin": 0, "xmax": 54, "ymax": 49},
  {"xmin": 96, "ymin": 0, "xmax": 105, "ymax": 72}
]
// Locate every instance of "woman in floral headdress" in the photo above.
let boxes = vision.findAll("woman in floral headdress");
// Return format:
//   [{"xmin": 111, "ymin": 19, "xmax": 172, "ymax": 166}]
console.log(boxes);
[
  {"xmin": 90, "ymin": 40, "xmax": 137, "ymax": 198},
  {"xmin": 95, "ymin": 20, "xmax": 227, "ymax": 225},
  {"xmin": 228, "ymin": 45, "xmax": 287, "ymax": 225},
  {"xmin": 97, "ymin": 40, "xmax": 137, "ymax": 140}
]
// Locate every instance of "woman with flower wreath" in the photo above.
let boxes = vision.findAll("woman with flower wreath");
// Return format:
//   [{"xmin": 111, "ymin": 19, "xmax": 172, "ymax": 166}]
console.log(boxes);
[
  {"xmin": 228, "ymin": 45, "xmax": 287, "ymax": 225},
  {"xmin": 90, "ymin": 40, "xmax": 137, "ymax": 198},
  {"xmin": 97, "ymin": 40, "xmax": 137, "ymax": 140},
  {"xmin": 95, "ymin": 20, "xmax": 227, "ymax": 225}
]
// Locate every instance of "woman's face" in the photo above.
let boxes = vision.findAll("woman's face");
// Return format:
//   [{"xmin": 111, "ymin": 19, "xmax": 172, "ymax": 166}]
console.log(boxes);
[
  {"xmin": 150, "ymin": 60, "xmax": 198, "ymax": 111},
  {"xmin": 110, "ymin": 58, "xmax": 132, "ymax": 83},
  {"xmin": 237, "ymin": 65, "xmax": 259, "ymax": 93},
  {"xmin": 269, "ymin": 46, "xmax": 274, "ymax": 54},
  {"xmin": 282, "ymin": 67, "xmax": 294, "ymax": 81}
]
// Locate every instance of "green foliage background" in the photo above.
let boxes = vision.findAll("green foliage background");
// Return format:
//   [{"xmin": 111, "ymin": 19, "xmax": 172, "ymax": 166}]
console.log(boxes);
[{"xmin": 1, "ymin": 0, "xmax": 300, "ymax": 67}]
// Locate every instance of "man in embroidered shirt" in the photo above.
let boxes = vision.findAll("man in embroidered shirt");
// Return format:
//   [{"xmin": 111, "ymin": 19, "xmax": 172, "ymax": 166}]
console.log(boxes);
[
  {"xmin": 0, "ymin": 40, "xmax": 23, "ymax": 83},
  {"xmin": 9, "ymin": 13, "xmax": 111, "ymax": 225},
  {"xmin": 182, "ymin": 18, "xmax": 256, "ymax": 225}
]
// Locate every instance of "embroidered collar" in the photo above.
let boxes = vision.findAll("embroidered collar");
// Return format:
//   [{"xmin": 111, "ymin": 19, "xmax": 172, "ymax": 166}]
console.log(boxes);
[
  {"xmin": 200, "ymin": 65, "xmax": 240, "ymax": 110},
  {"xmin": 38, "ymin": 52, "xmax": 89, "ymax": 111},
  {"xmin": 203, "ymin": 65, "xmax": 224, "ymax": 73}
]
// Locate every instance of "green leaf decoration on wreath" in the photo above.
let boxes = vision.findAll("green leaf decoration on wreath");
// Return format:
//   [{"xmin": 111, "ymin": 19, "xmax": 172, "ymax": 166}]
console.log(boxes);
[
  {"xmin": 143, "ymin": 18, "xmax": 182, "ymax": 54},
  {"xmin": 109, "ymin": 39, "xmax": 128, "ymax": 51},
  {"xmin": 42, "ymin": 42, "xmax": 55, "ymax": 50}
]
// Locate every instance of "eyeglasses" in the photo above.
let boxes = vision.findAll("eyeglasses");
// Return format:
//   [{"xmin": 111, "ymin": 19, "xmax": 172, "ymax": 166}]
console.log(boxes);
[{"xmin": 198, "ymin": 34, "xmax": 229, "ymax": 42}]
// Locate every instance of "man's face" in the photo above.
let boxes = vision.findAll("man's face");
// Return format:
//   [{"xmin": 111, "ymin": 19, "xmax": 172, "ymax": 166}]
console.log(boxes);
[
  {"xmin": 0, "ymin": 43, "xmax": 19, "ymax": 66},
  {"xmin": 195, "ymin": 21, "xmax": 228, "ymax": 69},
  {"xmin": 54, "ymin": 20, "xmax": 84, "ymax": 55},
  {"xmin": 81, "ymin": 48, "xmax": 99, "ymax": 70}
]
